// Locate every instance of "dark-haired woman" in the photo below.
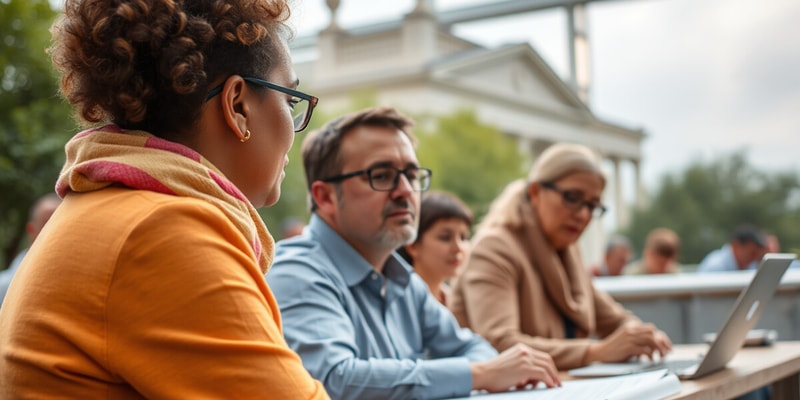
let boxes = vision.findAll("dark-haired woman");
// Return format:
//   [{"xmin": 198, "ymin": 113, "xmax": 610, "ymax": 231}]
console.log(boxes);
[
  {"xmin": 399, "ymin": 191, "xmax": 473, "ymax": 306},
  {"xmin": 0, "ymin": 0, "xmax": 327, "ymax": 398}
]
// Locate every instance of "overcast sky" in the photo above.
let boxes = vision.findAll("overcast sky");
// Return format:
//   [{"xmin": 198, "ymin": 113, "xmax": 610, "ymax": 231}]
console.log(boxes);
[{"xmin": 288, "ymin": 0, "xmax": 800, "ymax": 192}]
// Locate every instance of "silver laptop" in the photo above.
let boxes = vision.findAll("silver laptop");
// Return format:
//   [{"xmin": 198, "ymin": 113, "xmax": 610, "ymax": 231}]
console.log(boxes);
[{"xmin": 569, "ymin": 252, "xmax": 796, "ymax": 380}]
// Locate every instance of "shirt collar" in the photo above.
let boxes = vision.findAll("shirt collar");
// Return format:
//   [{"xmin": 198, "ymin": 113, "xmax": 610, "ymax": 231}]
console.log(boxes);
[{"xmin": 308, "ymin": 214, "xmax": 411, "ymax": 288}]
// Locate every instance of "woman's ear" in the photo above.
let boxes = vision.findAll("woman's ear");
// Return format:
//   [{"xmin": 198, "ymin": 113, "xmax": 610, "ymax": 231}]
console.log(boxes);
[
  {"xmin": 527, "ymin": 182, "xmax": 541, "ymax": 207},
  {"xmin": 404, "ymin": 242, "xmax": 420, "ymax": 260},
  {"xmin": 219, "ymin": 76, "xmax": 251, "ymax": 142}
]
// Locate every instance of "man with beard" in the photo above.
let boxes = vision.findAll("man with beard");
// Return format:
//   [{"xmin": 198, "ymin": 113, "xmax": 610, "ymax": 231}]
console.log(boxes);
[{"xmin": 267, "ymin": 107, "xmax": 559, "ymax": 400}]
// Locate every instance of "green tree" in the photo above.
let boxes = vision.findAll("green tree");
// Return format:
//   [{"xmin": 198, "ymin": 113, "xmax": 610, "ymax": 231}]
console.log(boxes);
[
  {"xmin": 0, "ymin": 0, "xmax": 74, "ymax": 267},
  {"xmin": 416, "ymin": 108, "xmax": 528, "ymax": 218},
  {"xmin": 624, "ymin": 152, "xmax": 800, "ymax": 264}
]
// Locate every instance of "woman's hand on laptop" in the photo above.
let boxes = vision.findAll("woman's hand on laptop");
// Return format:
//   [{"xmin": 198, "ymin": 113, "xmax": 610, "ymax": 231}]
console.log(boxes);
[
  {"xmin": 653, "ymin": 328, "xmax": 673, "ymax": 358},
  {"xmin": 585, "ymin": 321, "xmax": 673, "ymax": 364}
]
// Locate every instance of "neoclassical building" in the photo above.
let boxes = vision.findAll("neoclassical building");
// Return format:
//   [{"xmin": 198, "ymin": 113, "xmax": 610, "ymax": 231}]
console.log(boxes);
[{"xmin": 290, "ymin": 0, "xmax": 646, "ymax": 264}]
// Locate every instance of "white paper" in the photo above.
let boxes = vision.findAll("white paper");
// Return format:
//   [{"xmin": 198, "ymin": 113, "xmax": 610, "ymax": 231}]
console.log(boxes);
[{"xmin": 447, "ymin": 369, "xmax": 681, "ymax": 400}]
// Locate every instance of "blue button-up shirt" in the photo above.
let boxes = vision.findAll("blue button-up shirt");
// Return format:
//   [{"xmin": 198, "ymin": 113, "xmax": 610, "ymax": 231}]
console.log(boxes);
[
  {"xmin": 267, "ymin": 215, "xmax": 497, "ymax": 400},
  {"xmin": 697, "ymin": 244, "xmax": 739, "ymax": 272},
  {"xmin": 698, "ymin": 244, "xmax": 799, "ymax": 272}
]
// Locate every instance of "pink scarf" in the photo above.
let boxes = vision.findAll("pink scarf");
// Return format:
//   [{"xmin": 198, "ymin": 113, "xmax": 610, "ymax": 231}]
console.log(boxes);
[{"xmin": 56, "ymin": 125, "xmax": 274, "ymax": 272}]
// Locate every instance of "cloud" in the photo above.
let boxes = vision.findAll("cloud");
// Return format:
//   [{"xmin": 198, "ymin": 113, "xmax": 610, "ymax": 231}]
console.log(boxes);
[{"xmin": 586, "ymin": 0, "xmax": 800, "ymax": 184}]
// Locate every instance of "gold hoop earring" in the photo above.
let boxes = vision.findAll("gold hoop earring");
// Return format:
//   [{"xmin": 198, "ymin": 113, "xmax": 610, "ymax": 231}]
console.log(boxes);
[{"xmin": 240, "ymin": 129, "xmax": 251, "ymax": 143}]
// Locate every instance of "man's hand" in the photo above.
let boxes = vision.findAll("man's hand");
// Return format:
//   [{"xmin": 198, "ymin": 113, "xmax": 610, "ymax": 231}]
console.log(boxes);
[{"xmin": 471, "ymin": 343, "xmax": 561, "ymax": 393}]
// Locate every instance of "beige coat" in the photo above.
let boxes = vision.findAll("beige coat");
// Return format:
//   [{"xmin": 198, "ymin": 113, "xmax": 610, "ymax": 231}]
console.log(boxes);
[{"xmin": 449, "ymin": 200, "xmax": 636, "ymax": 369}]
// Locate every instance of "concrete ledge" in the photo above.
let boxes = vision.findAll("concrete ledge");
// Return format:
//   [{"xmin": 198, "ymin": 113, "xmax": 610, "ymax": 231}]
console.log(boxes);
[{"xmin": 593, "ymin": 270, "xmax": 800, "ymax": 344}]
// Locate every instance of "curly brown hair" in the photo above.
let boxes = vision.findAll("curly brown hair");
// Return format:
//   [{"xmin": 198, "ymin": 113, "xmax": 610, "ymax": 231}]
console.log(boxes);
[{"xmin": 50, "ymin": 0, "xmax": 292, "ymax": 139}]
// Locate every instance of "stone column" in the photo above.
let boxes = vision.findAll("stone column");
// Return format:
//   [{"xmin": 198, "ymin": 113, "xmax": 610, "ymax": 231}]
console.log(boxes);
[
  {"xmin": 314, "ymin": 0, "xmax": 347, "ymax": 83},
  {"xmin": 611, "ymin": 156, "xmax": 624, "ymax": 230},
  {"xmin": 403, "ymin": 0, "xmax": 438, "ymax": 65},
  {"xmin": 325, "ymin": 0, "xmax": 341, "ymax": 31},
  {"xmin": 633, "ymin": 159, "xmax": 647, "ymax": 209},
  {"xmin": 412, "ymin": 0, "xmax": 435, "ymax": 13},
  {"xmin": 528, "ymin": 138, "xmax": 552, "ymax": 161},
  {"xmin": 566, "ymin": 3, "xmax": 591, "ymax": 104}
]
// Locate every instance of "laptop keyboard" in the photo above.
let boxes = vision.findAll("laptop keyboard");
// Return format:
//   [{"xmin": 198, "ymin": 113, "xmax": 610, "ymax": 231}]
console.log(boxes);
[{"xmin": 641, "ymin": 359, "xmax": 699, "ymax": 374}]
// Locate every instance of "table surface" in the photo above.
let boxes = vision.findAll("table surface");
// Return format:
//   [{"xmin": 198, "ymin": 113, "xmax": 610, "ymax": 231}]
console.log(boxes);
[{"xmin": 562, "ymin": 342, "xmax": 800, "ymax": 400}]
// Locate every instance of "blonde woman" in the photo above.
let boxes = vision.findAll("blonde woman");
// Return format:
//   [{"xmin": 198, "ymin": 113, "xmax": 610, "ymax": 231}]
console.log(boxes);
[{"xmin": 450, "ymin": 143, "xmax": 672, "ymax": 370}]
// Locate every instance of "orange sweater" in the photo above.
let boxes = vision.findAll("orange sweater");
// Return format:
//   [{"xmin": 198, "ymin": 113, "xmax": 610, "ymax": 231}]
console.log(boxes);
[{"xmin": 0, "ymin": 188, "xmax": 327, "ymax": 399}]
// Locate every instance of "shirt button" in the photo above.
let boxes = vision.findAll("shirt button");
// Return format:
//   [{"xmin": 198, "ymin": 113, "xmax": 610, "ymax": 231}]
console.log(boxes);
[{"xmin": 371, "ymin": 273, "xmax": 378, "ymax": 280}]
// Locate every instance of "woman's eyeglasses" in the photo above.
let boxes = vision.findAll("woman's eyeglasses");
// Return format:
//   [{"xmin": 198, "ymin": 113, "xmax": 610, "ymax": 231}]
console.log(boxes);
[
  {"xmin": 540, "ymin": 181, "xmax": 607, "ymax": 218},
  {"xmin": 205, "ymin": 76, "xmax": 319, "ymax": 133}
]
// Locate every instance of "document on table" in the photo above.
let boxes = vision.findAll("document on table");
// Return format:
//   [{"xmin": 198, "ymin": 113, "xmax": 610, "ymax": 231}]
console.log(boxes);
[{"xmin": 447, "ymin": 369, "xmax": 681, "ymax": 400}]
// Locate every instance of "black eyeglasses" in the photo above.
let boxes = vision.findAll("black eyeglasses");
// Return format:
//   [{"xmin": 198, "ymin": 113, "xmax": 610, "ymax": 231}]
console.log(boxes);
[
  {"xmin": 205, "ymin": 76, "xmax": 319, "ymax": 133},
  {"xmin": 540, "ymin": 181, "xmax": 607, "ymax": 218},
  {"xmin": 321, "ymin": 166, "xmax": 432, "ymax": 192}
]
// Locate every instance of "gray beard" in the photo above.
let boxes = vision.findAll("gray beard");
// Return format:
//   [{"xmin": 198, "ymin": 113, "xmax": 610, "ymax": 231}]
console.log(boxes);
[
  {"xmin": 336, "ymin": 189, "xmax": 419, "ymax": 249},
  {"xmin": 375, "ymin": 224, "xmax": 417, "ymax": 249}
]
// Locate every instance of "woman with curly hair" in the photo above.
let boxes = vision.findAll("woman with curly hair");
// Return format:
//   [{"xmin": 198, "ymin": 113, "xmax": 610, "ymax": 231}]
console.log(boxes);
[{"xmin": 0, "ymin": 0, "xmax": 326, "ymax": 398}]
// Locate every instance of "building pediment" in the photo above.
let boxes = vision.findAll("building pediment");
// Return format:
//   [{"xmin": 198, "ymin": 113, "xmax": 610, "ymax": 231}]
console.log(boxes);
[
  {"xmin": 429, "ymin": 43, "xmax": 590, "ymax": 120},
  {"xmin": 291, "ymin": 0, "xmax": 648, "ymax": 265}
]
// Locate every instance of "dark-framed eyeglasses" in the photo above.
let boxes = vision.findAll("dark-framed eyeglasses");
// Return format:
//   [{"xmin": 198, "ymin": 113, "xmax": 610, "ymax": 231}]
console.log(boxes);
[
  {"xmin": 321, "ymin": 166, "xmax": 432, "ymax": 192},
  {"xmin": 540, "ymin": 181, "xmax": 607, "ymax": 218},
  {"xmin": 205, "ymin": 76, "xmax": 319, "ymax": 133}
]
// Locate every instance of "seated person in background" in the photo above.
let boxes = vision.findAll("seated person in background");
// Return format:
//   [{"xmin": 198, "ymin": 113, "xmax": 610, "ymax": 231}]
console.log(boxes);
[
  {"xmin": 697, "ymin": 224, "xmax": 766, "ymax": 272},
  {"xmin": 449, "ymin": 143, "xmax": 672, "ymax": 370},
  {"xmin": 764, "ymin": 233, "xmax": 780, "ymax": 254},
  {"xmin": 625, "ymin": 228, "xmax": 681, "ymax": 275},
  {"xmin": 700, "ymin": 227, "xmax": 785, "ymax": 400},
  {"xmin": 267, "ymin": 107, "xmax": 560, "ymax": 400},
  {"xmin": 0, "ymin": 193, "xmax": 62, "ymax": 304},
  {"xmin": 746, "ymin": 232, "xmax": 780, "ymax": 270},
  {"xmin": 747, "ymin": 232, "xmax": 800, "ymax": 270},
  {"xmin": 397, "ymin": 190, "xmax": 473, "ymax": 306},
  {"xmin": 279, "ymin": 216, "xmax": 306, "ymax": 239},
  {"xmin": 589, "ymin": 234, "xmax": 632, "ymax": 276}
]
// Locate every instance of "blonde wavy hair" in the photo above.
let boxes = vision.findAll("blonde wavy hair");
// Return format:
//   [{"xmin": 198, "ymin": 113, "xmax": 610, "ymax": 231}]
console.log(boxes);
[{"xmin": 477, "ymin": 142, "xmax": 606, "ymax": 231}]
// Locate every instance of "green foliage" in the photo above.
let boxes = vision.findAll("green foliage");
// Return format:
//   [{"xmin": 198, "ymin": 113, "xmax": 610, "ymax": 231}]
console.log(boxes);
[
  {"xmin": 624, "ymin": 152, "xmax": 800, "ymax": 264},
  {"xmin": 415, "ymin": 108, "xmax": 528, "ymax": 218},
  {"xmin": 0, "ymin": 0, "xmax": 75, "ymax": 267}
]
